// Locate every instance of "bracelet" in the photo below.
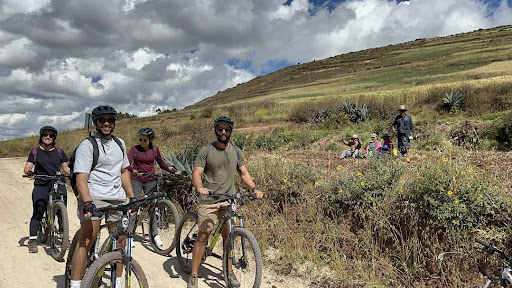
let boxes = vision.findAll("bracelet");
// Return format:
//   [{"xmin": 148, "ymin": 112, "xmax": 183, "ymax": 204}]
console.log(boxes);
[{"xmin": 252, "ymin": 186, "xmax": 259, "ymax": 191}]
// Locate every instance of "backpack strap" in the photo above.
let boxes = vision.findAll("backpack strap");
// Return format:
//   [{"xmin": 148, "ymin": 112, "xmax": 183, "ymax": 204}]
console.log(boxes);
[
  {"xmin": 31, "ymin": 148, "xmax": 37, "ymax": 163},
  {"xmin": 56, "ymin": 147, "xmax": 63, "ymax": 161},
  {"xmin": 86, "ymin": 136, "xmax": 100, "ymax": 171},
  {"xmin": 111, "ymin": 135, "xmax": 125, "ymax": 155}
]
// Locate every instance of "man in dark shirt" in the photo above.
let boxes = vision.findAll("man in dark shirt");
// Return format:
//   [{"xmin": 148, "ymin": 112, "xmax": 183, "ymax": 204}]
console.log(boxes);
[{"xmin": 392, "ymin": 105, "xmax": 414, "ymax": 156}]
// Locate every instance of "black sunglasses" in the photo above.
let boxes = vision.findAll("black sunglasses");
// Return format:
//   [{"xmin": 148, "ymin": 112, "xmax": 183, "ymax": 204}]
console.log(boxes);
[
  {"xmin": 97, "ymin": 117, "xmax": 116, "ymax": 124},
  {"xmin": 42, "ymin": 132, "xmax": 56, "ymax": 138},
  {"xmin": 139, "ymin": 138, "xmax": 149, "ymax": 143},
  {"xmin": 216, "ymin": 127, "xmax": 232, "ymax": 133}
]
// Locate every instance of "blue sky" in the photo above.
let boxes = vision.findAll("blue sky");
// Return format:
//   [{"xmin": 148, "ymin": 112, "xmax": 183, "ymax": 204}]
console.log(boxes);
[{"xmin": 0, "ymin": 0, "xmax": 511, "ymax": 140}]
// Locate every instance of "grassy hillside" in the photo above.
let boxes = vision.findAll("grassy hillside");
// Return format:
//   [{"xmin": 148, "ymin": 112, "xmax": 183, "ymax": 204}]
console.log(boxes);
[{"xmin": 3, "ymin": 25, "xmax": 512, "ymax": 287}]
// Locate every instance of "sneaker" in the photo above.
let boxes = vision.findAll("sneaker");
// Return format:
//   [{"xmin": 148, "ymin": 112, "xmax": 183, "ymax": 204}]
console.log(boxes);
[
  {"xmin": 187, "ymin": 274, "xmax": 198, "ymax": 288},
  {"xmin": 28, "ymin": 239, "xmax": 38, "ymax": 253},
  {"xmin": 228, "ymin": 271, "xmax": 240, "ymax": 288},
  {"xmin": 153, "ymin": 235, "xmax": 164, "ymax": 247}
]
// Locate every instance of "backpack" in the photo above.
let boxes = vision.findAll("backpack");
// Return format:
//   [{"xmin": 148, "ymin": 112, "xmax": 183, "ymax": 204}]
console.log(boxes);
[
  {"xmin": 205, "ymin": 143, "xmax": 243, "ymax": 169},
  {"xmin": 31, "ymin": 147, "xmax": 63, "ymax": 163},
  {"xmin": 69, "ymin": 135, "xmax": 124, "ymax": 196}
]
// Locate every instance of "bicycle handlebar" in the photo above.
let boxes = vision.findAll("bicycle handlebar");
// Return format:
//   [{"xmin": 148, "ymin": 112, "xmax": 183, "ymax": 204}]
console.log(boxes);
[
  {"xmin": 475, "ymin": 238, "xmax": 512, "ymax": 263},
  {"xmin": 22, "ymin": 174, "xmax": 70, "ymax": 180},
  {"xmin": 92, "ymin": 193, "xmax": 167, "ymax": 216},
  {"xmin": 140, "ymin": 172, "xmax": 177, "ymax": 178},
  {"xmin": 208, "ymin": 192, "xmax": 258, "ymax": 201}
]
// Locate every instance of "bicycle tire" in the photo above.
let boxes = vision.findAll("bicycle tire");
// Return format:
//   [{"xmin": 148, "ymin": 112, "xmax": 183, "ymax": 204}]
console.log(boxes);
[
  {"xmin": 149, "ymin": 199, "xmax": 180, "ymax": 255},
  {"xmin": 175, "ymin": 211, "xmax": 199, "ymax": 274},
  {"xmin": 37, "ymin": 211, "xmax": 49, "ymax": 244},
  {"xmin": 49, "ymin": 201, "xmax": 69, "ymax": 261},
  {"xmin": 222, "ymin": 227, "xmax": 263, "ymax": 288},
  {"xmin": 80, "ymin": 251, "xmax": 148, "ymax": 288},
  {"xmin": 65, "ymin": 228, "xmax": 81, "ymax": 288}
]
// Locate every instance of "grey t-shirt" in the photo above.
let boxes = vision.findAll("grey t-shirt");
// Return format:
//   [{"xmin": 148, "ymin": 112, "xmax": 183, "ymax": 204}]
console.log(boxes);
[
  {"xmin": 193, "ymin": 143, "xmax": 245, "ymax": 205},
  {"xmin": 74, "ymin": 134, "xmax": 129, "ymax": 201}
]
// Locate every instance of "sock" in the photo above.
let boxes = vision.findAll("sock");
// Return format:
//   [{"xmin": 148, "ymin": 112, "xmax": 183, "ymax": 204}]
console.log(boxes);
[
  {"xmin": 116, "ymin": 277, "xmax": 122, "ymax": 288},
  {"xmin": 70, "ymin": 280, "xmax": 81, "ymax": 288},
  {"xmin": 29, "ymin": 236, "xmax": 37, "ymax": 240}
]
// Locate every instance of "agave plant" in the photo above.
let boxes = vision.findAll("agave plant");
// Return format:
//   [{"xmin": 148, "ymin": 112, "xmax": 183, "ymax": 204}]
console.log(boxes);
[
  {"xmin": 443, "ymin": 91, "xmax": 463, "ymax": 113},
  {"xmin": 314, "ymin": 108, "xmax": 331, "ymax": 123},
  {"xmin": 164, "ymin": 147, "xmax": 196, "ymax": 179},
  {"xmin": 359, "ymin": 105, "xmax": 372, "ymax": 121},
  {"xmin": 340, "ymin": 101, "xmax": 356, "ymax": 114}
]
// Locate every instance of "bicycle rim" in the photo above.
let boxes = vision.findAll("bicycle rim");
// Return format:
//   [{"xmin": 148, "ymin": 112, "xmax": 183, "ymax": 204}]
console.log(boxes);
[
  {"xmin": 223, "ymin": 228, "xmax": 263, "ymax": 288},
  {"xmin": 50, "ymin": 202, "xmax": 69, "ymax": 261},
  {"xmin": 176, "ymin": 212, "xmax": 199, "ymax": 274},
  {"xmin": 38, "ymin": 212, "xmax": 49, "ymax": 243},
  {"xmin": 149, "ymin": 199, "xmax": 179, "ymax": 255},
  {"xmin": 80, "ymin": 251, "xmax": 148, "ymax": 288}
]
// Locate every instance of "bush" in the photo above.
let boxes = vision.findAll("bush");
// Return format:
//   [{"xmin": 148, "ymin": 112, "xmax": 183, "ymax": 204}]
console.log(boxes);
[{"xmin": 487, "ymin": 111, "xmax": 512, "ymax": 151}]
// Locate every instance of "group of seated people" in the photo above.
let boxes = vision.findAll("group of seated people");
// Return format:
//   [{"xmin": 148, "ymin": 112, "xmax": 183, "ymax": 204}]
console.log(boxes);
[{"xmin": 339, "ymin": 133, "xmax": 394, "ymax": 159}]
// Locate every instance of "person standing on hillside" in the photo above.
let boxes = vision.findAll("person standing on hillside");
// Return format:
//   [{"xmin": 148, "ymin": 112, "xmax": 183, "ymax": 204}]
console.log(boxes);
[
  {"xmin": 392, "ymin": 105, "xmax": 414, "ymax": 156},
  {"xmin": 69, "ymin": 105, "xmax": 136, "ymax": 288},
  {"xmin": 127, "ymin": 127, "xmax": 179, "ymax": 247},
  {"xmin": 23, "ymin": 126, "xmax": 70, "ymax": 253},
  {"xmin": 187, "ymin": 116, "xmax": 263, "ymax": 288}
]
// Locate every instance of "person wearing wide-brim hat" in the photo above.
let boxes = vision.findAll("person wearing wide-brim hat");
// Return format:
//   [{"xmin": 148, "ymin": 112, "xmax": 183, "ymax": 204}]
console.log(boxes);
[
  {"xmin": 339, "ymin": 134, "xmax": 362, "ymax": 159},
  {"xmin": 392, "ymin": 105, "xmax": 414, "ymax": 156},
  {"xmin": 381, "ymin": 133, "xmax": 394, "ymax": 153}
]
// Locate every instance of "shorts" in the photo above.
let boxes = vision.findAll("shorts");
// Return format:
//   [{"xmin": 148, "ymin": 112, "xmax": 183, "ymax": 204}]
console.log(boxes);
[
  {"xmin": 77, "ymin": 198, "xmax": 125, "ymax": 224},
  {"xmin": 197, "ymin": 201, "xmax": 231, "ymax": 233}
]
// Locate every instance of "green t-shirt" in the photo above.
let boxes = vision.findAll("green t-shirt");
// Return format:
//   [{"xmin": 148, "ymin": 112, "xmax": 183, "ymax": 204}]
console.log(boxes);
[{"xmin": 193, "ymin": 143, "xmax": 245, "ymax": 205}]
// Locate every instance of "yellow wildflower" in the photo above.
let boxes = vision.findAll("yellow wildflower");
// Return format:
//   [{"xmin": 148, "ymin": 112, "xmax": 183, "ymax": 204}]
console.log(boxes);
[
  {"xmin": 468, "ymin": 168, "xmax": 474, "ymax": 173},
  {"xmin": 336, "ymin": 167, "xmax": 340, "ymax": 171},
  {"xmin": 422, "ymin": 155, "xmax": 427, "ymax": 158},
  {"xmin": 357, "ymin": 172, "xmax": 362, "ymax": 176},
  {"xmin": 406, "ymin": 158, "xmax": 410, "ymax": 162},
  {"xmin": 361, "ymin": 182, "xmax": 365, "ymax": 186},
  {"xmin": 466, "ymin": 184, "xmax": 471, "ymax": 188},
  {"xmin": 443, "ymin": 158, "xmax": 448, "ymax": 162},
  {"xmin": 447, "ymin": 190, "xmax": 453, "ymax": 195},
  {"xmin": 243, "ymin": 158, "xmax": 248, "ymax": 162},
  {"xmin": 454, "ymin": 199, "xmax": 458, "ymax": 204},
  {"xmin": 283, "ymin": 179, "xmax": 287, "ymax": 183},
  {"xmin": 338, "ymin": 189, "xmax": 343, "ymax": 194}
]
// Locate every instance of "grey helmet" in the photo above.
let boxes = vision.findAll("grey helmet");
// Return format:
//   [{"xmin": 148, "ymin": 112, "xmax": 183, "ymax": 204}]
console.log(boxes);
[
  {"xmin": 92, "ymin": 105, "xmax": 117, "ymax": 122},
  {"xmin": 138, "ymin": 127, "xmax": 155, "ymax": 139},
  {"xmin": 214, "ymin": 116, "xmax": 234, "ymax": 129}
]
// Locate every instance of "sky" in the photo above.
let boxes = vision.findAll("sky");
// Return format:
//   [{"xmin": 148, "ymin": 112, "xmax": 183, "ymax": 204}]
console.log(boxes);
[{"xmin": 0, "ymin": 0, "xmax": 511, "ymax": 140}]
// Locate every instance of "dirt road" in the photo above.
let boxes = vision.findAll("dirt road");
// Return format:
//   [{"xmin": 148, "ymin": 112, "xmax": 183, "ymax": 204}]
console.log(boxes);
[{"xmin": 0, "ymin": 157, "xmax": 308, "ymax": 288}]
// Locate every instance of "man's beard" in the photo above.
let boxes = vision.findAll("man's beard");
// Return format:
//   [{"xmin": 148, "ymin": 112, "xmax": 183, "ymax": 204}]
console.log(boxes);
[{"xmin": 216, "ymin": 134, "xmax": 230, "ymax": 144}]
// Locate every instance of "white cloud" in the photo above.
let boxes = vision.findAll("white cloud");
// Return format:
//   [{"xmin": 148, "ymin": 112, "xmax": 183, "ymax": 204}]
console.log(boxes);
[{"xmin": 0, "ymin": 0, "xmax": 510, "ymax": 139}]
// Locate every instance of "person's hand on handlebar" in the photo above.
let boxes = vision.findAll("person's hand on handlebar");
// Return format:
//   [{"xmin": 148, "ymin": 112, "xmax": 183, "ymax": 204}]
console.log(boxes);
[
  {"xmin": 132, "ymin": 169, "xmax": 142, "ymax": 177},
  {"xmin": 82, "ymin": 201, "xmax": 97, "ymax": 219},
  {"xmin": 253, "ymin": 187, "xmax": 263, "ymax": 199},
  {"xmin": 168, "ymin": 166, "xmax": 181, "ymax": 175},
  {"xmin": 128, "ymin": 197, "xmax": 139, "ymax": 215},
  {"xmin": 198, "ymin": 187, "xmax": 212, "ymax": 196},
  {"xmin": 25, "ymin": 171, "xmax": 35, "ymax": 180}
]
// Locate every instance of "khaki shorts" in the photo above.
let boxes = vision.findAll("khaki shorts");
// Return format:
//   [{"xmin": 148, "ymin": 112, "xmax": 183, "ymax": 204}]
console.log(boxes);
[
  {"xmin": 77, "ymin": 198, "xmax": 125, "ymax": 224},
  {"xmin": 198, "ymin": 201, "xmax": 230, "ymax": 233}
]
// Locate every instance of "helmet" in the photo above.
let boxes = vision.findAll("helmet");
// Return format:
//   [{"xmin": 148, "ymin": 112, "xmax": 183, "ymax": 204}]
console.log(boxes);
[
  {"xmin": 92, "ymin": 105, "xmax": 117, "ymax": 121},
  {"xmin": 40, "ymin": 126, "xmax": 58, "ymax": 136},
  {"xmin": 138, "ymin": 127, "xmax": 155, "ymax": 139},
  {"xmin": 214, "ymin": 116, "xmax": 234, "ymax": 129}
]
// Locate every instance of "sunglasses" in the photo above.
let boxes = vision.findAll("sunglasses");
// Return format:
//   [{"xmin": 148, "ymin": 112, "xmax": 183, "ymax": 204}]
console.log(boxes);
[
  {"xmin": 97, "ymin": 117, "xmax": 116, "ymax": 124},
  {"xmin": 216, "ymin": 127, "xmax": 232, "ymax": 133},
  {"xmin": 42, "ymin": 132, "xmax": 56, "ymax": 138},
  {"xmin": 139, "ymin": 138, "xmax": 149, "ymax": 143}
]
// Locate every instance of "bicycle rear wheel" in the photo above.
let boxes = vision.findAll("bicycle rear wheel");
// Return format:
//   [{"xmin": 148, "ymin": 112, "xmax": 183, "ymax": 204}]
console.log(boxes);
[
  {"xmin": 149, "ymin": 199, "xmax": 179, "ymax": 255},
  {"xmin": 175, "ymin": 211, "xmax": 199, "ymax": 274},
  {"xmin": 80, "ymin": 251, "xmax": 148, "ymax": 288},
  {"xmin": 49, "ymin": 201, "xmax": 69, "ymax": 261},
  {"xmin": 223, "ymin": 227, "xmax": 263, "ymax": 288}
]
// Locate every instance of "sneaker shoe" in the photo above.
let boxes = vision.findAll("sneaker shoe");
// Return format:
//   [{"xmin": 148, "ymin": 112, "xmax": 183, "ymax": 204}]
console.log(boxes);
[
  {"xmin": 153, "ymin": 235, "xmax": 164, "ymax": 247},
  {"xmin": 228, "ymin": 271, "xmax": 240, "ymax": 288},
  {"xmin": 187, "ymin": 274, "xmax": 198, "ymax": 288},
  {"xmin": 28, "ymin": 239, "xmax": 38, "ymax": 253}
]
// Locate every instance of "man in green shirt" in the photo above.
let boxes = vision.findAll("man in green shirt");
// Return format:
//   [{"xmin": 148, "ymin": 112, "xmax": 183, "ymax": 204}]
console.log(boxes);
[{"xmin": 188, "ymin": 116, "xmax": 263, "ymax": 288}]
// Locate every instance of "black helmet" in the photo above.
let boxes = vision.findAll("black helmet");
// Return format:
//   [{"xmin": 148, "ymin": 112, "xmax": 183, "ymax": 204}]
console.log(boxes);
[
  {"xmin": 214, "ymin": 116, "xmax": 234, "ymax": 129},
  {"xmin": 40, "ymin": 126, "xmax": 58, "ymax": 136},
  {"xmin": 138, "ymin": 127, "xmax": 155, "ymax": 139},
  {"xmin": 92, "ymin": 105, "xmax": 117, "ymax": 121}
]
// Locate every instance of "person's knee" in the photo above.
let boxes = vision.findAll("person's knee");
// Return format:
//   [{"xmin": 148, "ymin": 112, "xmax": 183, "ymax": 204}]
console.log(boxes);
[{"xmin": 196, "ymin": 231, "xmax": 210, "ymax": 244}]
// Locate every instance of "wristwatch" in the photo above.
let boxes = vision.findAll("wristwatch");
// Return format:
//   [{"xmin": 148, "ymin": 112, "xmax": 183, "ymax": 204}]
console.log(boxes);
[{"xmin": 252, "ymin": 186, "xmax": 259, "ymax": 191}]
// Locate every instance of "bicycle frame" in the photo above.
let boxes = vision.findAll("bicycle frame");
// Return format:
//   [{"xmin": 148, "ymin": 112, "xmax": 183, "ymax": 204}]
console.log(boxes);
[
  {"xmin": 206, "ymin": 199, "xmax": 244, "ymax": 259},
  {"xmin": 473, "ymin": 238, "xmax": 512, "ymax": 288},
  {"xmin": 47, "ymin": 174, "xmax": 66, "ymax": 242}
]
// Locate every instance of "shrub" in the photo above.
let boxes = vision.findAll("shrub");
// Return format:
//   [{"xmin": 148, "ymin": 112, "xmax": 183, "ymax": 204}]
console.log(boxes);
[
  {"xmin": 487, "ymin": 111, "xmax": 512, "ymax": 151},
  {"xmin": 443, "ymin": 91, "xmax": 463, "ymax": 113}
]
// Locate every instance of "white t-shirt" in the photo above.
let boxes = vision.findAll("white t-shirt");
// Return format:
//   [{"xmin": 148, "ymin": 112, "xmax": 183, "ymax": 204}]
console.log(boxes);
[{"xmin": 74, "ymin": 134, "xmax": 129, "ymax": 201}]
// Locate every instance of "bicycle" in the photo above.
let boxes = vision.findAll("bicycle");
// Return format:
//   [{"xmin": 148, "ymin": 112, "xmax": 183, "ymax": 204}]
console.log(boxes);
[
  {"xmin": 23, "ymin": 172, "xmax": 70, "ymax": 261},
  {"xmin": 175, "ymin": 192, "xmax": 263, "ymax": 288},
  {"xmin": 467, "ymin": 238, "xmax": 512, "ymax": 288},
  {"xmin": 131, "ymin": 172, "xmax": 180, "ymax": 255},
  {"xmin": 64, "ymin": 193, "xmax": 166, "ymax": 288}
]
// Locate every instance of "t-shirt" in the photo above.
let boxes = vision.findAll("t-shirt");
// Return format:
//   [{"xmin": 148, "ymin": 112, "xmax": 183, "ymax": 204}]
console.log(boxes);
[
  {"xmin": 366, "ymin": 141, "xmax": 382, "ymax": 154},
  {"xmin": 128, "ymin": 145, "xmax": 171, "ymax": 182},
  {"xmin": 73, "ymin": 134, "xmax": 129, "ymax": 201},
  {"xmin": 193, "ymin": 143, "xmax": 245, "ymax": 205},
  {"xmin": 27, "ymin": 147, "xmax": 69, "ymax": 186}
]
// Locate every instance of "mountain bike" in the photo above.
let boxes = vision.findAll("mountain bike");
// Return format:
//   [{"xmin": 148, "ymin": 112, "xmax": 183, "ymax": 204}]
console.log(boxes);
[
  {"xmin": 175, "ymin": 192, "xmax": 263, "ymax": 288},
  {"xmin": 131, "ymin": 172, "xmax": 180, "ymax": 255},
  {"xmin": 64, "ymin": 193, "xmax": 166, "ymax": 288},
  {"xmin": 23, "ymin": 172, "xmax": 70, "ymax": 261},
  {"xmin": 467, "ymin": 238, "xmax": 512, "ymax": 288}
]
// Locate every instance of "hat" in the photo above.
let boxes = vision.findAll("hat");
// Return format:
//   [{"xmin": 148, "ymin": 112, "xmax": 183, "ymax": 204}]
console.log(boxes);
[
  {"xmin": 351, "ymin": 134, "xmax": 358, "ymax": 139},
  {"xmin": 370, "ymin": 133, "xmax": 377, "ymax": 138},
  {"xmin": 382, "ymin": 133, "xmax": 390, "ymax": 138},
  {"xmin": 398, "ymin": 105, "xmax": 407, "ymax": 111}
]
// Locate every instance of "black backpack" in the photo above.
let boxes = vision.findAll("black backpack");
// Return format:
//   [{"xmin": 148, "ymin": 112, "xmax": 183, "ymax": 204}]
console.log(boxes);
[{"xmin": 69, "ymin": 135, "xmax": 124, "ymax": 196}]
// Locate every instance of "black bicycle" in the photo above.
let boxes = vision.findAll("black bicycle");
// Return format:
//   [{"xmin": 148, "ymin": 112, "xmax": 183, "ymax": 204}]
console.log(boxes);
[
  {"xmin": 23, "ymin": 172, "xmax": 70, "ymax": 261},
  {"xmin": 466, "ymin": 238, "xmax": 512, "ymax": 288},
  {"xmin": 176, "ymin": 192, "xmax": 263, "ymax": 288}
]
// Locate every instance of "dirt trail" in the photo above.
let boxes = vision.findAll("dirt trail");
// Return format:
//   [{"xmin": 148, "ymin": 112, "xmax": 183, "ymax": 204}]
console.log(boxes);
[{"xmin": 0, "ymin": 157, "xmax": 308, "ymax": 288}]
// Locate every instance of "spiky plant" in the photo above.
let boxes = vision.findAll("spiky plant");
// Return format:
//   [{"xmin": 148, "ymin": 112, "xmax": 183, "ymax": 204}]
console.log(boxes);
[
  {"xmin": 162, "ymin": 147, "xmax": 198, "ymax": 212},
  {"xmin": 443, "ymin": 91, "xmax": 463, "ymax": 113},
  {"xmin": 314, "ymin": 108, "xmax": 331, "ymax": 123},
  {"xmin": 340, "ymin": 101, "xmax": 356, "ymax": 114}
]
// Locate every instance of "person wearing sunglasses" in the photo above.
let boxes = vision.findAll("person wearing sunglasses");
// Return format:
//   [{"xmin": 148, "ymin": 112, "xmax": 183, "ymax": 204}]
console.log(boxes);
[
  {"xmin": 187, "ymin": 116, "xmax": 263, "ymax": 288},
  {"xmin": 126, "ymin": 127, "xmax": 179, "ymax": 247},
  {"xmin": 69, "ymin": 105, "xmax": 136, "ymax": 288},
  {"xmin": 23, "ymin": 126, "xmax": 71, "ymax": 253}
]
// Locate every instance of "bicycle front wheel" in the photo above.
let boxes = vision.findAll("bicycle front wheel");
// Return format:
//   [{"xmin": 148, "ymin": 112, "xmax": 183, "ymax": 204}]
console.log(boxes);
[
  {"xmin": 80, "ymin": 251, "xmax": 148, "ymax": 288},
  {"xmin": 50, "ymin": 201, "xmax": 69, "ymax": 261},
  {"xmin": 223, "ymin": 227, "xmax": 263, "ymax": 288},
  {"xmin": 175, "ymin": 211, "xmax": 199, "ymax": 274},
  {"xmin": 37, "ymin": 211, "xmax": 49, "ymax": 244},
  {"xmin": 65, "ymin": 229, "xmax": 81, "ymax": 288},
  {"xmin": 149, "ymin": 199, "xmax": 179, "ymax": 255}
]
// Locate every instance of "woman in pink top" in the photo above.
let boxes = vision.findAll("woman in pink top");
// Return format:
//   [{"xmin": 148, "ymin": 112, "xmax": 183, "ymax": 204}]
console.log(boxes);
[{"xmin": 365, "ymin": 133, "xmax": 382, "ymax": 158}]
